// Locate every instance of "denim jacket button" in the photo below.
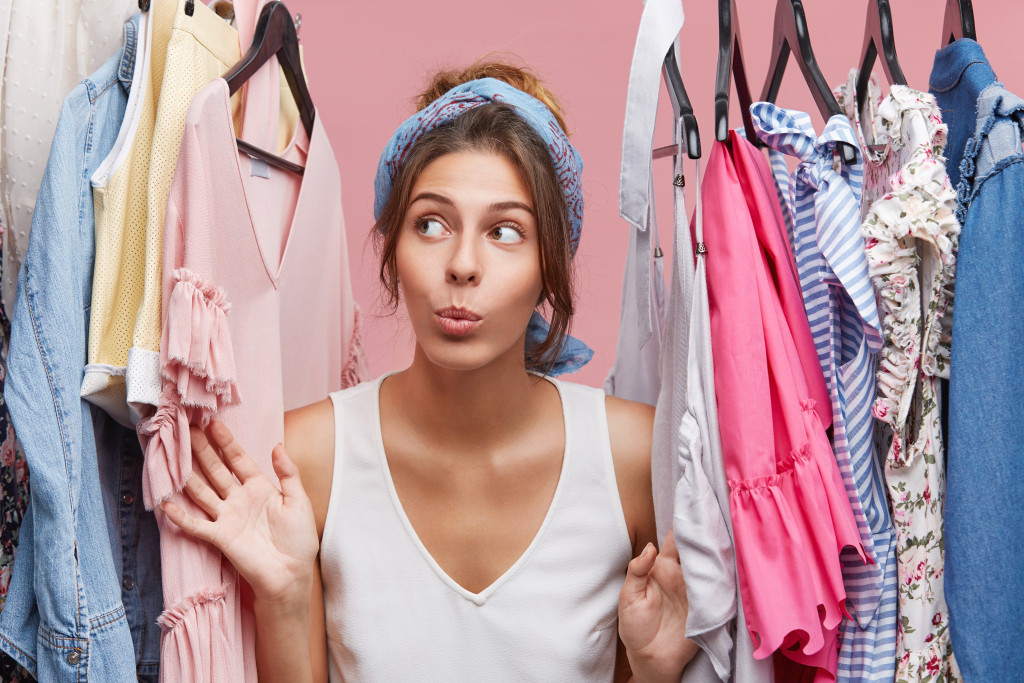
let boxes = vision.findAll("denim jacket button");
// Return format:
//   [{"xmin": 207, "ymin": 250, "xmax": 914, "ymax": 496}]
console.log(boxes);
[
  {"xmin": 123, "ymin": 577, "xmax": 134, "ymax": 591},
  {"xmin": 66, "ymin": 650, "xmax": 81, "ymax": 665},
  {"xmin": 121, "ymin": 492, "xmax": 134, "ymax": 505}
]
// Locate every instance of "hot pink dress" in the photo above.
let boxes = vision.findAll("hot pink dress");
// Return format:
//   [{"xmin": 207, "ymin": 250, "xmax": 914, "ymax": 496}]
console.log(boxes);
[
  {"xmin": 701, "ymin": 131, "xmax": 867, "ymax": 680},
  {"xmin": 137, "ymin": 75, "xmax": 367, "ymax": 681}
]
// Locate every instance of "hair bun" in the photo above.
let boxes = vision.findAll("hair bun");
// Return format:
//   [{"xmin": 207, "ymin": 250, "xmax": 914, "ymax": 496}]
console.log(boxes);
[{"xmin": 416, "ymin": 59, "xmax": 568, "ymax": 134}]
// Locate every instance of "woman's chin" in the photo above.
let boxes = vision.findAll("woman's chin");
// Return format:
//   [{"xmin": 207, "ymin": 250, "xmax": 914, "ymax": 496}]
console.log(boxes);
[{"xmin": 416, "ymin": 338, "xmax": 524, "ymax": 374}]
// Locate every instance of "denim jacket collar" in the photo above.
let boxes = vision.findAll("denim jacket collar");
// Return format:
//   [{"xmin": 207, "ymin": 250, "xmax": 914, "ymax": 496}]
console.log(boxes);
[{"xmin": 929, "ymin": 39, "xmax": 995, "ymax": 94}]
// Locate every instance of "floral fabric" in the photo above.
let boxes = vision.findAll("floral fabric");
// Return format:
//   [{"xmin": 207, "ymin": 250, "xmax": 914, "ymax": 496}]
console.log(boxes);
[{"xmin": 838, "ymin": 73, "xmax": 962, "ymax": 683}]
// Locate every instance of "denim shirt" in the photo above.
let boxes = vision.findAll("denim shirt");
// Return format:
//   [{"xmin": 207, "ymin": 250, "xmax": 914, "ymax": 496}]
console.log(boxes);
[
  {"xmin": 930, "ymin": 40, "xmax": 1024, "ymax": 682},
  {"xmin": 0, "ymin": 16, "xmax": 161, "ymax": 681}
]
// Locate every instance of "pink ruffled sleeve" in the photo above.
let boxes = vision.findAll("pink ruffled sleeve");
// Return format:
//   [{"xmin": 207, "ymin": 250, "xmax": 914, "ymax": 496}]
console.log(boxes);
[
  {"xmin": 137, "ymin": 267, "xmax": 240, "ymax": 509},
  {"xmin": 136, "ymin": 101, "xmax": 252, "ymax": 683}
]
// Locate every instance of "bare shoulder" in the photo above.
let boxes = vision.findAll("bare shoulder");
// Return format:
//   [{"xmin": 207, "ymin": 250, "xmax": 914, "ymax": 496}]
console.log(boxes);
[
  {"xmin": 284, "ymin": 398, "xmax": 336, "ymax": 536},
  {"xmin": 604, "ymin": 395, "xmax": 657, "ymax": 553}
]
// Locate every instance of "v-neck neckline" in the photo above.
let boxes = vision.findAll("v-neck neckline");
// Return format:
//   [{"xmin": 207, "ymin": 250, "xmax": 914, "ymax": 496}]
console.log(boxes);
[
  {"xmin": 371, "ymin": 372, "xmax": 571, "ymax": 606},
  {"xmin": 221, "ymin": 77, "xmax": 311, "ymax": 287}
]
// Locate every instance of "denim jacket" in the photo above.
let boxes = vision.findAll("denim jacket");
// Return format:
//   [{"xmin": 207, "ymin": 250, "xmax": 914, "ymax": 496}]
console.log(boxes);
[
  {"xmin": 930, "ymin": 39, "xmax": 1024, "ymax": 681},
  {"xmin": 0, "ymin": 16, "xmax": 160, "ymax": 681}
]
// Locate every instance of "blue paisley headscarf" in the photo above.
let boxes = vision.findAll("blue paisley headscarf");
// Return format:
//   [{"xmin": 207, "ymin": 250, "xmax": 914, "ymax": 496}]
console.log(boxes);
[{"xmin": 373, "ymin": 77, "xmax": 592, "ymax": 375}]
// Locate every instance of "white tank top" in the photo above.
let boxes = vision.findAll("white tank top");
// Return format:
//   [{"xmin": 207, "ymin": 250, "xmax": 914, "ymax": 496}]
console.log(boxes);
[{"xmin": 321, "ymin": 374, "xmax": 633, "ymax": 682}]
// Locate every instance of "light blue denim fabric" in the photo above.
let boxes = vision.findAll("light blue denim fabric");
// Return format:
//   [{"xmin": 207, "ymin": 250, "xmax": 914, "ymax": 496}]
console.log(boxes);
[
  {"xmin": 930, "ymin": 41, "xmax": 1024, "ymax": 682},
  {"xmin": 0, "ymin": 16, "xmax": 155, "ymax": 681}
]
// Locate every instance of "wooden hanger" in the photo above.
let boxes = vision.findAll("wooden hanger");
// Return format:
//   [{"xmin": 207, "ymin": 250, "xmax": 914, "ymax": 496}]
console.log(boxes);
[
  {"xmin": 856, "ymin": 0, "xmax": 907, "ymax": 112},
  {"xmin": 760, "ymin": 0, "xmax": 856, "ymax": 164},
  {"xmin": 222, "ymin": 1, "xmax": 314, "ymax": 175},
  {"xmin": 942, "ymin": 0, "xmax": 977, "ymax": 45},
  {"xmin": 713, "ymin": 0, "xmax": 758, "ymax": 147}
]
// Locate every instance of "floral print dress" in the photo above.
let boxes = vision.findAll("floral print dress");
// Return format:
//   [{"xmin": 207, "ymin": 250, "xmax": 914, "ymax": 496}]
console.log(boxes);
[{"xmin": 836, "ymin": 73, "xmax": 962, "ymax": 682}]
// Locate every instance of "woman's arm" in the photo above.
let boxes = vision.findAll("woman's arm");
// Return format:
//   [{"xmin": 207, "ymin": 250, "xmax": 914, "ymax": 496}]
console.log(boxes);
[
  {"xmin": 606, "ymin": 396, "xmax": 699, "ymax": 683},
  {"xmin": 282, "ymin": 401, "xmax": 336, "ymax": 683}
]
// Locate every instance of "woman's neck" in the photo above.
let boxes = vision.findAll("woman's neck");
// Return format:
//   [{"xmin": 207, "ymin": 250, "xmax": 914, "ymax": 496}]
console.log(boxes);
[{"xmin": 383, "ymin": 344, "xmax": 553, "ymax": 454}]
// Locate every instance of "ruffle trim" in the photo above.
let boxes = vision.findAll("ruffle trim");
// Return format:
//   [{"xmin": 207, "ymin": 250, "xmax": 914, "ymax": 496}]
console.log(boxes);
[
  {"xmin": 139, "ymin": 269, "xmax": 241, "ymax": 509},
  {"xmin": 161, "ymin": 268, "xmax": 241, "ymax": 411},
  {"xmin": 341, "ymin": 303, "xmax": 370, "ymax": 389},
  {"xmin": 728, "ymin": 401, "xmax": 866, "ymax": 666},
  {"xmin": 861, "ymin": 124, "xmax": 959, "ymax": 430},
  {"xmin": 877, "ymin": 87, "xmax": 948, "ymax": 157},
  {"xmin": 138, "ymin": 385, "xmax": 200, "ymax": 509},
  {"xmin": 896, "ymin": 627, "xmax": 961, "ymax": 682},
  {"xmin": 156, "ymin": 583, "xmax": 229, "ymax": 632}
]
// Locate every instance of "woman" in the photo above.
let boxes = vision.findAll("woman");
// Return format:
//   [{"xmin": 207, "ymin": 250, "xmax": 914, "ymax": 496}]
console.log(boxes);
[{"xmin": 162, "ymin": 62, "xmax": 698, "ymax": 682}]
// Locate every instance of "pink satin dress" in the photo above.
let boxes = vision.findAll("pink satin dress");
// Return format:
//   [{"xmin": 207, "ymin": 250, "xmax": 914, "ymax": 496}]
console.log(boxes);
[{"xmin": 701, "ymin": 131, "xmax": 867, "ymax": 680}]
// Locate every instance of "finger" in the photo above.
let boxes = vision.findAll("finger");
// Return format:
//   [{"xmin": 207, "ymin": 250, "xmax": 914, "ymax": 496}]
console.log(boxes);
[
  {"xmin": 272, "ymin": 443, "xmax": 306, "ymax": 502},
  {"xmin": 621, "ymin": 543, "xmax": 657, "ymax": 598},
  {"xmin": 659, "ymin": 527, "xmax": 680, "ymax": 563},
  {"xmin": 162, "ymin": 499, "xmax": 217, "ymax": 544},
  {"xmin": 183, "ymin": 473, "xmax": 222, "ymax": 520},
  {"xmin": 191, "ymin": 424, "xmax": 238, "ymax": 497},
  {"xmin": 207, "ymin": 420, "xmax": 263, "ymax": 483}
]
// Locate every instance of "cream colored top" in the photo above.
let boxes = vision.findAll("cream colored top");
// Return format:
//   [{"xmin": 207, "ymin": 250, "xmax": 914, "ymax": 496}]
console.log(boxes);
[
  {"xmin": 0, "ymin": 0, "xmax": 135, "ymax": 312},
  {"xmin": 322, "ymin": 376, "xmax": 632, "ymax": 682}
]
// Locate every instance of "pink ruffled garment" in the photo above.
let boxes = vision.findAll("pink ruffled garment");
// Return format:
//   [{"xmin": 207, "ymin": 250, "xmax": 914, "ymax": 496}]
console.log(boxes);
[
  {"xmin": 137, "ymin": 75, "xmax": 367, "ymax": 681},
  {"xmin": 701, "ymin": 132, "xmax": 866, "ymax": 680}
]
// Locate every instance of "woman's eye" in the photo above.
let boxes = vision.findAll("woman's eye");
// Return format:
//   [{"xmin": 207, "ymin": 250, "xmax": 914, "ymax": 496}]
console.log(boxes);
[
  {"xmin": 417, "ymin": 218, "xmax": 446, "ymax": 236},
  {"xmin": 489, "ymin": 225, "xmax": 524, "ymax": 243}
]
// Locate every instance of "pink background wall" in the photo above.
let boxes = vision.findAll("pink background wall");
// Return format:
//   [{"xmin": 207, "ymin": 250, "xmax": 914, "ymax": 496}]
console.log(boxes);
[{"xmin": 285, "ymin": 0, "xmax": 1024, "ymax": 388}]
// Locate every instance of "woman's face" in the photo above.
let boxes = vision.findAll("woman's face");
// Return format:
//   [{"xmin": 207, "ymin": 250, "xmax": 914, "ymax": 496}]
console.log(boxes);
[{"xmin": 395, "ymin": 150, "xmax": 543, "ymax": 372}]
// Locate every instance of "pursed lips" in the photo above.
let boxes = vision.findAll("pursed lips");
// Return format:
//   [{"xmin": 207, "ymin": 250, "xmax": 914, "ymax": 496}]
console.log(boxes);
[{"xmin": 435, "ymin": 307, "xmax": 482, "ymax": 335}]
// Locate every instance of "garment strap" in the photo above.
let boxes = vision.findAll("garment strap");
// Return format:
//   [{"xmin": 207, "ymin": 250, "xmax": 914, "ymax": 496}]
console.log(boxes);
[{"xmin": 619, "ymin": 0, "xmax": 684, "ymax": 232}]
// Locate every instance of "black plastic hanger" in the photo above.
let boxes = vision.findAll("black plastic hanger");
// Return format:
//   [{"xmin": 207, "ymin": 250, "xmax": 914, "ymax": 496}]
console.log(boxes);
[
  {"xmin": 659, "ymin": 49, "xmax": 701, "ymax": 159},
  {"xmin": 713, "ymin": 0, "xmax": 757, "ymax": 147},
  {"xmin": 942, "ymin": 0, "xmax": 976, "ymax": 45},
  {"xmin": 856, "ymin": 0, "xmax": 907, "ymax": 112},
  {"xmin": 760, "ymin": 0, "xmax": 857, "ymax": 164},
  {"xmin": 222, "ymin": 1, "xmax": 315, "ymax": 175}
]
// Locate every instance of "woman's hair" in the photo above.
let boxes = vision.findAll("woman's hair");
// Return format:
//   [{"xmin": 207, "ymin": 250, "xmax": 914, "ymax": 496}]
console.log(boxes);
[{"xmin": 373, "ymin": 60, "xmax": 576, "ymax": 373}]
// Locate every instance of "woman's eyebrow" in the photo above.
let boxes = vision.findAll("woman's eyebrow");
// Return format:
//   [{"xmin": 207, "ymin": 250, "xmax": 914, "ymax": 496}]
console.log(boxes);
[
  {"xmin": 410, "ymin": 191, "xmax": 454, "ymax": 206},
  {"xmin": 488, "ymin": 200, "xmax": 534, "ymax": 215},
  {"xmin": 410, "ymin": 193, "xmax": 534, "ymax": 216}
]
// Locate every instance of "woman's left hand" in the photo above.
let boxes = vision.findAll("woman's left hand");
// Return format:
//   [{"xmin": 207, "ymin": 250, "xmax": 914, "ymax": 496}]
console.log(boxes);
[{"xmin": 617, "ymin": 530, "xmax": 698, "ymax": 682}]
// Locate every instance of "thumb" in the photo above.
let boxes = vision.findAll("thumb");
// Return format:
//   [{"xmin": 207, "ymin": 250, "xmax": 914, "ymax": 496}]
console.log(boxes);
[
  {"xmin": 621, "ymin": 543, "xmax": 657, "ymax": 600},
  {"xmin": 272, "ymin": 443, "xmax": 306, "ymax": 501},
  {"xmin": 659, "ymin": 527, "xmax": 680, "ymax": 563}
]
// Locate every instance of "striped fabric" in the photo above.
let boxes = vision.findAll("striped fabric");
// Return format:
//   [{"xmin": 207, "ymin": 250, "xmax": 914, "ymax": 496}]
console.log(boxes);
[{"xmin": 751, "ymin": 103, "xmax": 898, "ymax": 682}]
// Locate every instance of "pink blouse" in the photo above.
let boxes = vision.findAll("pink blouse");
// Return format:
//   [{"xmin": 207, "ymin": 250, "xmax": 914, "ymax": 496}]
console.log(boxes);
[
  {"xmin": 701, "ymin": 131, "xmax": 866, "ymax": 679},
  {"xmin": 138, "ymin": 77, "xmax": 367, "ymax": 680}
]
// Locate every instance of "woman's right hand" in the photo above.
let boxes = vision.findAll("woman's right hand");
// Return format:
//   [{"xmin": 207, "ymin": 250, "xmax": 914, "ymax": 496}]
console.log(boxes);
[{"xmin": 161, "ymin": 420, "xmax": 320, "ymax": 607}]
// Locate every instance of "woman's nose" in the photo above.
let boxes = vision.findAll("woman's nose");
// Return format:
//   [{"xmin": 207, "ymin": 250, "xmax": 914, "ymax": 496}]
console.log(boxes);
[{"xmin": 446, "ymin": 234, "xmax": 481, "ymax": 284}]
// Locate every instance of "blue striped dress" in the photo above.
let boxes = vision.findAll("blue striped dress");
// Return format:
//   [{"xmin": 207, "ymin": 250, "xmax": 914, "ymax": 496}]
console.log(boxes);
[{"xmin": 750, "ymin": 103, "xmax": 899, "ymax": 682}]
